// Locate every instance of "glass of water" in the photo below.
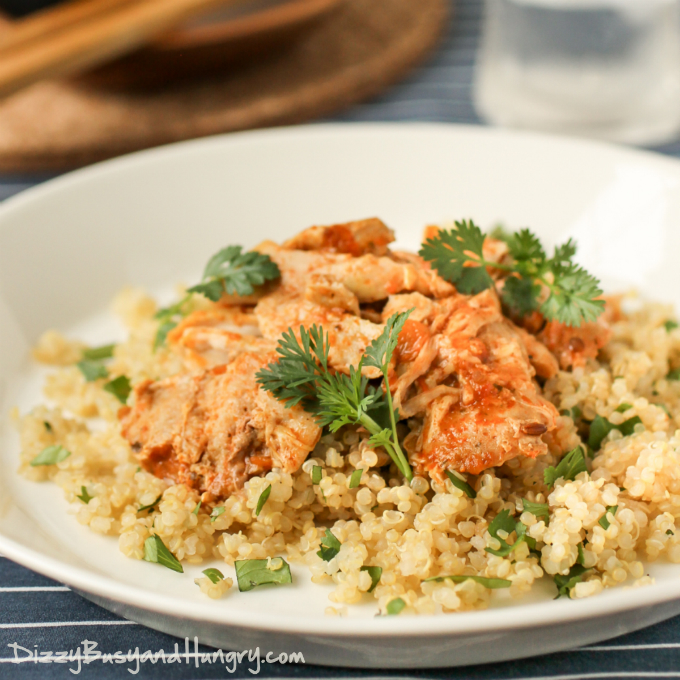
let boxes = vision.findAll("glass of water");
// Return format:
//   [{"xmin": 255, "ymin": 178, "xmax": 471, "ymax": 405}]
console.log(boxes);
[{"xmin": 474, "ymin": 0, "xmax": 680, "ymax": 145}]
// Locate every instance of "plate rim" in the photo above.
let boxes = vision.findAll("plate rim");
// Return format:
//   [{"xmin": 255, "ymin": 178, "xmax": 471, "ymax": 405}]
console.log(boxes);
[{"xmin": 2, "ymin": 122, "xmax": 680, "ymax": 638}]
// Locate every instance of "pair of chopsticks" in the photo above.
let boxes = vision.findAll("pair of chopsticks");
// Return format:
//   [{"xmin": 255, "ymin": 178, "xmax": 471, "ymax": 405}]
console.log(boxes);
[{"xmin": 0, "ymin": 0, "xmax": 245, "ymax": 99}]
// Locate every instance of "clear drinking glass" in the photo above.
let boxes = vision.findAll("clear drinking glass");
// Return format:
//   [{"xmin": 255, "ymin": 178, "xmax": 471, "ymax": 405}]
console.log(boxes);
[{"xmin": 474, "ymin": 0, "xmax": 680, "ymax": 144}]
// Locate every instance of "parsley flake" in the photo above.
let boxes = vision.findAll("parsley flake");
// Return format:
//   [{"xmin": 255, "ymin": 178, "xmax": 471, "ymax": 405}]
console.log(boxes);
[
  {"xmin": 554, "ymin": 564, "xmax": 590, "ymax": 598},
  {"xmin": 386, "ymin": 597, "xmax": 406, "ymax": 616},
  {"xmin": 202, "ymin": 568, "xmax": 225, "ymax": 584},
  {"xmin": 360, "ymin": 566, "xmax": 382, "ymax": 592},
  {"xmin": 598, "ymin": 505, "xmax": 618, "ymax": 530},
  {"xmin": 256, "ymin": 484, "xmax": 272, "ymax": 516},
  {"xmin": 317, "ymin": 528, "xmax": 342, "ymax": 562},
  {"xmin": 588, "ymin": 415, "xmax": 643, "ymax": 451},
  {"xmin": 192, "ymin": 501, "xmax": 202, "ymax": 515},
  {"xmin": 445, "ymin": 470, "xmax": 476, "ymax": 499},
  {"xmin": 143, "ymin": 535, "xmax": 183, "ymax": 573},
  {"xmin": 349, "ymin": 469, "xmax": 363, "ymax": 489},
  {"xmin": 235, "ymin": 558, "xmax": 292, "ymax": 592},
  {"xmin": 82, "ymin": 344, "xmax": 115, "ymax": 361},
  {"xmin": 30, "ymin": 444, "xmax": 71, "ymax": 467},
  {"xmin": 424, "ymin": 574, "xmax": 511, "ymax": 589},
  {"xmin": 137, "ymin": 494, "xmax": 162, "ymax": 514},
  {"xmin": 103, "ymin": 375, "xmax": 131, "ymax": 404},
  {"xmin": 544, "ymin": 447, "xmax": 587, "ymax": 488},
  {"xmin": 615, "ymin": 403, "xmax": 633, "ymax": 413},
  {"xmin": 76, "ymin": 486, "xmax": 93, "ymax": 504},
  {"xmin": 485, "ymin": 509, "xmax": 535, "ymax": 557},
  {"xmin": 668, "ymin": 368, "xmax": 680, "ymax": 381},
  {"xmin": 77, "ymin": 359, "xmax": 108, "ymax": 382},
  {"xmin": 311, "ymin": 465, "xmax": 323, "ymax": 484},
  {"xmin": 522, "ymin": 498, "xmax": 549, "ymax": 523},
  {"xmin": 665, "ymin": 320, "xmax": 679, "ymax": 332},
  {"xmin": 210, "ymin": 506, "xmax": 226, "ymax": 523}
]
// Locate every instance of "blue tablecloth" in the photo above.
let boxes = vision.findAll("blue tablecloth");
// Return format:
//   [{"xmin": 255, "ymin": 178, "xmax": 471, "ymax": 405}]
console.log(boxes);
[{"xmin": 4, "ymin": 0, "xmax": 680, "ymax": 677}]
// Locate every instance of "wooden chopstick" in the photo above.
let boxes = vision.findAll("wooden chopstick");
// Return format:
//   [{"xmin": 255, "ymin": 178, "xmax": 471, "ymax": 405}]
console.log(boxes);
[
  {"xmin": 0, "ymin": 0, "xmax": 246, "ymax": 99},
  {"xmin": 0, "ymin": 0, "xmax": 141, "ymax": 55}
]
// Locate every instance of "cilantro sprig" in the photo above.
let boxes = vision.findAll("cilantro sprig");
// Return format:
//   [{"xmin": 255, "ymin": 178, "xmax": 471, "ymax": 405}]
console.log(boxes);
[
  {"xmin": 419, "ymin": 220, "xmax": 605, "ymax": 327},
  {"xmin": 256, "ymin": 311, "xmax": 414, "ymax": 480}
]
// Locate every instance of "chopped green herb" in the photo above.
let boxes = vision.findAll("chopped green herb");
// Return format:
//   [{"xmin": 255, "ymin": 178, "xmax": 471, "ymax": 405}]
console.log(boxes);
[
  {"xmin": 188, "ymin": 246, "xmax": 280, "ymax": 301},
  {"xmin": 311, "ymin": 465, "xmax": 323, "ymax": 484},
  {"xmin": 665, "ymin": 320, "xmax": 678, "ymax": 332},
  {"xmin": 43, "ymin": 420, "xmax": 53, "ymax": 433},
  {"xmin": 317, "ymin": 528, "xmax": 342, "ymax": 562},
  {"xmin": 386, "ymin": 597, "xmax": 406, "ymax": 616},
  {"xmin": 82, "ymin": 344, "xmax": 115, "ymax": 361},
  {"xmin": 668, "ymin": 368, "xmax": 680, "ymax": 381},
  {"xmin": 76, "ymin": 486, "xmax": 93, "ymax": 504},
  {"xmin": 485, "ymin": 509, "xmax": 535, "ymax": 557},
  {"xmin": 77, "ymin": 359, "xmax": 108, "ymax": 382},
  {"xmin": 138, "ymin": 494, "xmax": 162, "ymax": 514},
  {"xmin": 103, "ymin": 375, "xmax": 131, "ymax": 404},
  {"xmin": 235, "ymin": 558, "xmax": 292, "ymax": 592},
  {"xmin": 598, "ymin": 505, "xmax": 618, "ymax": 530},
  {"xmin": 522, "ymin": 498, "xmax": 550, "ymax": 523},
  {"xmin": 256, "ymin": 484, "xmax": 272, "ymax": 516},
  {"xmin": 256, "ymin": 312, "xmax": 414, "ymax": 481},
  {"xmin": 210, "ymin": 506, "xmax": 226, "ymax": 523},
  {"xmin": 143, "ymin": 534, "xmax": 183, "ymax": 573},
  {"xmin": 424, "ymin": 574, "xmax": 511, "ymax": 589},
  {"xmin": 560, "ymin": 406, "xmax": 582, "ymax": 420},
  {"xmin": 360, "ymin": 565, "xmax": 382, "ymax": 592},
  {"xmin": 154, "ymin": 320, "xmax": 178, "ymax": 351},
  {"xmin": 349, "ymin": 469, "xmax": 363, "ymax": 489},
  {"xmin": 588, "ymin": 415, "xmax": 643, "ymax": 451},
  {"xmin": 544, "ymin": 446, "xmax": 587, "ymax": 487},
  {"xmin": 445, "ymin": 470, "xmax": 477, "ymax": 499},
  {"xmin": 202, "ymin": 568, "xmax": 225, "ymax": 584},
  {"xmin": 419, "ymin": 221, "xmax": 604, "ymax": 326},
  {"xmin": 615, "ymin": 403, "xmax": 633, "ymax": 413},
  {"xmin": 192, "ymin": 501, "xmax": 201, "ymax": 515},
  {"xmin": 667, "ymin": 530, "xmax": 675, "ymax": 536},
  {"xmin": 30, "ymin": 444, "xmax": 71, "ymax": 467},
  {"xmin": 554, "ymin": 564, "xmax": 590, "ymax": 598},
  {"xmin": 577, "ymin": 543, "xmax": 585, "ymax": 566}
]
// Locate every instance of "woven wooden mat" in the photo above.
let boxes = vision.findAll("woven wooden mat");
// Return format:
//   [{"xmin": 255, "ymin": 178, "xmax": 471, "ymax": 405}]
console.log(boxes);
[{"xmin": 0, "ymin": 0, "xmax": 447, "ymax": 172}]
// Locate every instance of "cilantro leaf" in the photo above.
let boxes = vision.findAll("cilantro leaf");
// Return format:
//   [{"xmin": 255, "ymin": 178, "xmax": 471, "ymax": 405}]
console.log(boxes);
[
  {"xmin": 188, "ymin": 246, "xmax": 280, "ymax": 300},
  {"xmin": 421, "ymin": 222, "xmax": 604, "ymax": 327},
  {"xmin": 419, "ymin": 220, "xmax": 494, "ymax": 294},
  {"xmin": 386, "ymin": 597, "xmax": 406, "ymax": 615},
  {"xmin": 544, "ymin": 447, "xmax": 587, "ymax": 487},
  {"xmin": 665, "ymin": 320, "xmax": 678, "ymax": 332},
  {"xmin": 311, "ymin": 465, "xmax": 323, "ymax": 484},
  {"xmin": 235, "ymin": 558, "xmax": 292, "ymax": 592},
  {"xmin": 588, "ymin": 415, "xmax": 643, "ymax": 451},
  {"xmin": 485, "ymin": 509, "xmax": 535, "ymax": 557},
  {"xmin": 317, "ymin": 528, "xmax": 342, "ymax": 562},
  {"xmin": 137, "ymin": 494, "xmax": 162, "ymax": 513},
  {"xmin": 82, "ymin": 344, "xmax": 115, "ymax": 361},
  {"xmin": 210, "ymin": 506, "xmax": 226, "ymax": 523},
  {"xmin": 349, "ymin": 469, "xmax": 363, "ymax": 489}
]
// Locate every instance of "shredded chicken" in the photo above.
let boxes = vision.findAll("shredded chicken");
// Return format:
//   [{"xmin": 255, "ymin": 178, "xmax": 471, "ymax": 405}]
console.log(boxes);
[{"xmin": 119, "ymin": 217, "xmax": 573, "ymax": 499}]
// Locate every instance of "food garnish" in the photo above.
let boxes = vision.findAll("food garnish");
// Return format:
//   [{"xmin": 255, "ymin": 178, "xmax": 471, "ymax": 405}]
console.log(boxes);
[
  {"xmin": 360, "ymin": 566, "xmax": 382, "ymax": 592},
  {"xmin": 82, "ymin": 344, "xmax": 115, "ymax": 361},
  {"xmin": 485, "ymin": 509, "xmax": 535, "ymax": 557},
  {"xmin": 317, "ymin": 528, "xmax": 341, "ymax": 562},
  {"xmin": 349, "ymin": 469, "xmax": 363, "ymax": 489},
  {"xmin": 522, "ymin": 499, "xmax": 549, "ymax": 523},
  {"xmin": 202, "ymin": 568, "xmax": 226, "ymax": 584},
  {"xmin": 255, "ymin": 484, "xmax": 272, "ymax": 516},
  {"xmin": 544, "ymin": 447, "xmax": 587, "ymax": 487},
  {"xmin": 76, "ymin": 486, "xmax": 93, "ymax": 504},
  {"xmin": 103, "ymin": 375, "xmax": 131, "ymax": 404},
  {"xmin": 256, "ymin": 311, "xmax": 414, "ymax": 480},
  {"xmin": 419, "ymin": 220, "xmax": 604, "ymax": 326},
  {"xmin": 588, "ymin": 415, "xmax": 642, "ymax": 451},
  {"xmin": 598, "ymin": 506, "xmax": 618, "ymax": 530},
  {"xmin": 137, "ymin": 493, "xmax": 162, "ymax": 514},
  {"xmin": 554, "ymin": 564, "xmax": 590, "ymax": 599},
  {"xmin": 386, "ymin": 597, "xmax": 406, "ymax": 615},
  {"xmin": 143, "ymin": 534, "xmax": 183, "ymax": 573},
  {"xmin": 235, "ymin": 558, "xmax": 292, "ymax": 592},
  {"xmin": 445, "ymin": 470, "xmax": 476, "ymax": 499},
  {"xmin": 30, "ymin": 444, "xmax": 71, "ymax": 467},
  {"xmin": 424, "ymin": 574, "xmax": 511, "ymax": 589},
  {"xmin": 210, "ymin": 506, "xmax": 226, "ymax": 523},
  {"xmin": 77, "ymin": 359, "xmax": 108, "ymax": 382},
  {"xmin": 311, "ymin": 465, "xmax": 323, "ymax": 484}
]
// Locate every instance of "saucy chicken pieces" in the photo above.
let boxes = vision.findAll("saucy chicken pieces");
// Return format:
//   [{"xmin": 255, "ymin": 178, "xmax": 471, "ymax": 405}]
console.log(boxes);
[{"xmin": 120, "ymin": 218, "xmax": 606, "ymax": 499}]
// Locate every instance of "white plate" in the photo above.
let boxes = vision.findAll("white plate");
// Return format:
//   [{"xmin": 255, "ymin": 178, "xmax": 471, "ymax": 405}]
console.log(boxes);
[{"xmin": 2, "ymin": 124, "xmax": 680, "ymax": 669}]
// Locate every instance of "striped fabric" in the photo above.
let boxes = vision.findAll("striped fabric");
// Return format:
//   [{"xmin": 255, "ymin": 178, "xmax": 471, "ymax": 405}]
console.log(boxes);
[{"xmin": 3, "ymin": 0, "xmax": 680, "ymax": 677}]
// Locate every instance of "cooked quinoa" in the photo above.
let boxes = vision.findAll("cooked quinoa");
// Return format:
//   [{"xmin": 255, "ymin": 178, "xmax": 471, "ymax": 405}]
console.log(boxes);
[{"xmin": 15, "ymin": 221, "xmax": 680, "ymax": 616}]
